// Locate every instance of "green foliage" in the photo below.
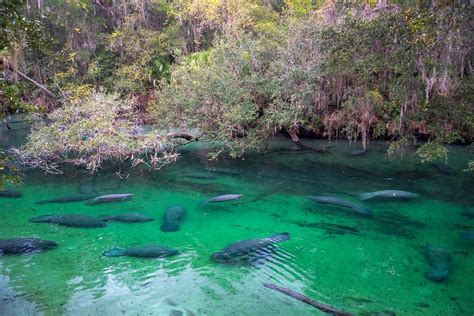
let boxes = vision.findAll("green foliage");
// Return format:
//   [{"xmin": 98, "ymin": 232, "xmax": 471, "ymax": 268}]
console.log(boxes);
[
  {"xmin": 0, "ymin": 0, "xmax": 50, "ymax": 53},
  {"xmin": 2, "ymin": 1, "xmax": 473, "ymax": 172},
  {"xmin": 0, "ymin": 150, "xmax": 22, "ymax": 189},
  {"xmin": 16, "ymin": 92, "xmax": 177, "ymax": 172},
  {"xmin": 416, "ymin": 142, "xmax": 448, "ymax": 163}
]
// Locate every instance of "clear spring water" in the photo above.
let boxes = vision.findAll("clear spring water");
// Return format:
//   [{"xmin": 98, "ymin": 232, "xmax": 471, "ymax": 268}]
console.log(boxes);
[{"xmin": 1, "ymin": 122, "xmax": 473, "ymax": 315}]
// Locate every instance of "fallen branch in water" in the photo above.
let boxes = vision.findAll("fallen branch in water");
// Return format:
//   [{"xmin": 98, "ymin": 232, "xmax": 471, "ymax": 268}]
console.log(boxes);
[{"xmin": 263, "ymin": 283, "xmax": 353, "ymax": 316}]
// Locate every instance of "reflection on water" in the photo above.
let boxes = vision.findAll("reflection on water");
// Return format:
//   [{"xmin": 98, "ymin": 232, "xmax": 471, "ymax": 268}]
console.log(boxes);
[{"xmin": 0, "ymin": 126, "xmax": 473, "ymax": 315}]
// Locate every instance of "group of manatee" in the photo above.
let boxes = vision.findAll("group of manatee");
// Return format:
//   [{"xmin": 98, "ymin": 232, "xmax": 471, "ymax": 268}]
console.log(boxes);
[
  {"xmin": 0, "ymin": 185, "xmax": 471, "ymax": 283},
  {"xmin": 0, "ymin": 190, "xmax": 288, "ymax": 263},
  {"xmin": 304, "ymin": 190, "xmax": 461, "ymax": 282}
]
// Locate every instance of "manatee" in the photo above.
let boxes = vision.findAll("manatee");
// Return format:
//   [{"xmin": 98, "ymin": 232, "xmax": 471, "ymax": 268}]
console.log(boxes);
[
  {"xmin": 161, "ymin": 206, "xmax": 186, "ymax": 232},
  {"xmin": 306, "ymin": 196, "xmax": 371, "ymax": 215},
  {"xmin": 35, "ymin": 194, "xmax": 97, "ymax": 205},
  {"xmin": 430, "ymin": 162, "xmax": 456, "ymax": 176},
  {"xmin": 205, "ymin": 167, "xmax": 239, "ymax": 175},
  {"xmin": 350, "ymin": 148, "xmax": 366, "ymax": 156},
  {"xmin": 459, "ymin": 231, "xmax": 474, "ymax": 241},
  {"xmin": 211, "ymin": 232, "xmax": 290, "ymax": 264},
  {"xmin": 100, "ymin": 212, "xmax": 154, "ymax": 223},
  {"xmin": 103, "ymin": 244, "xmax": 179, "ymax": 258},
  {"xmin": 424, "ymin": 244, "xmax": 452, "ymax": 282},
  {"xmin": 79, "ymin": 183, "xmax": 97, "ymax": 195},
  {"xmin": 85, "ymin": 193, "xmax": 133, "ymax": 205},
  {"xmin": 29, "ymin": 214, "xmax": 106, "ymax": 228},
  {"xmin": 0, "ymin": 237, "xmax": 57, "ymax": 255},
  {"xmin": 359, "ymin": 190, "xmax": 419, "ymax": 201},
  {"xmin": 202, "ymin": 194, "xmax": 243, "ymax": 204},
  {"xmin": 183, "ymin": 172, "xmax": 216, "ymax": 180},
  {"xmin": 461, "ymin": 209, "xmax": 474, "ymax": 219},
  {"xmin": 0, "ymin": 190, "xmax": 22, "ymax": 198}
]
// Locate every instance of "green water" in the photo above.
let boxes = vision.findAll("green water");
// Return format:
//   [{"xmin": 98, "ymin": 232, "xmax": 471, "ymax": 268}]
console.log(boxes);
[{"xmin": 1, "ymin": 126, "xmax": 473, "ymax": 315}]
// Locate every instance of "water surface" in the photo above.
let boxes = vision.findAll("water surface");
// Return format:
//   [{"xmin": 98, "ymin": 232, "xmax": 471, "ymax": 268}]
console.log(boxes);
[{"xmin": 1, "ymin": 125, "xmax": 473, "ymax": 315}]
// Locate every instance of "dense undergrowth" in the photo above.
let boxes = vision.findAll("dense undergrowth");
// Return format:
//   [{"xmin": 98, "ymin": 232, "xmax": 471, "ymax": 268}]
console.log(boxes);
[{"xmin": 0, "ymin": 0, "xmax": 473, "ymax": 174}]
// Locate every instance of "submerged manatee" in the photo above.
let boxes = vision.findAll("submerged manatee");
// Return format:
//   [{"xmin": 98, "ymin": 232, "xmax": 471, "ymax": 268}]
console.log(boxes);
[
  {"xmin": 103, "ymin": 244, "xmax": 179, "ymax": 258},
  {"xmin": 0, "ymin": 237, "xmax": 57, "ymax": 255},
  {"xmin": 79, "ymin": 183, "xmax": 97, "ymax": 195},
  {"xmin": 359, "ymin": 190, "xmax": 419, "ymax": 201},
  {"xmin": 29, "ymin": 214, "xmax": 106, "ymax": 228},
  {"xmin": 211, "ymin": 232, "xmax": 290, "ymax": 264},
  {"xmin": 85, "ymin": 193, "xmax": 133, "ymax": 205},
  {"xmin": 461, "ymin": 209, "xmax": 474, "ymax": 219},
  {"xmin": 206, "ymin": 167, "xmax": 239, "ymax": 175},
  {"xmin": 459, "ymin": 231, "xmax": 474, "ymax": 241},
  {"xmin": 100, "ymin": 212, "xmax": 153, "ymax": 223},
  {"xmin": 424, "ymin": 244, "xmax": 452, "ymax": 282},
  {"xmin": 350, "ymin": 148, "xmax": 366, "ymax": 156},
  {"xmin": 430, "ymin": 163, "xmax": 457, "ymax": 176},
  {"xmin": 35, "ymin": 194, "xmax": 96, "ymax": 205},
  {"xmin": 183, "ymin": 172, "xmax": 216, "ymax": 180},
  {"xmin": 161, "ymin": 206, "xmax": 186, "ymax": 232},
  {"xmin": 202, "ymin": 194, "xmax": 243, "ymax": 204},
  {"xmin": 306, "ymin": 196, "xmax": 371, "ymax": 215},
  {"xmin": 0, "ymin": 190, "xmax": 22, "ymax": 198}
]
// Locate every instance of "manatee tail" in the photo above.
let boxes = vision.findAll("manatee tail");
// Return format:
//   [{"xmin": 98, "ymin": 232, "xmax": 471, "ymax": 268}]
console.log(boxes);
[
  {"xmin": 103, "ymin": 248, "xmax": 125, "ymax": 257},
  {"xmin": 29, "ymin": 215, "xmax": 56, "ymax": 223},
  {"xmin": 199, "ymin": 199, "xmax": 210, "ymax": 206},
  {"xmin": 358, "ymin": 192, "xmax": 375, "ymax": 201},
  {"xmin": 269, "ymin": 232, "xmax": 290, "ymax": 243},
  {"xmin": 160, "ymin": 222, "xmax": 180, "ymax": 232}
]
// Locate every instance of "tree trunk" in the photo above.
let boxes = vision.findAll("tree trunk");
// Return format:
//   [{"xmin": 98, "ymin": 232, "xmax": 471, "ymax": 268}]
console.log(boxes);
[{"xmin": 288, "ymin": 127, "xmax": 307, "ymax": 149}]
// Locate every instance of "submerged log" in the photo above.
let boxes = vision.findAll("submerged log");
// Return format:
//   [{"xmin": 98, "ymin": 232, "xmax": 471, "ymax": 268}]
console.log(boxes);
[{"xmin": 263, "ymin": 283, "xmax": 353, "ymax": 316}]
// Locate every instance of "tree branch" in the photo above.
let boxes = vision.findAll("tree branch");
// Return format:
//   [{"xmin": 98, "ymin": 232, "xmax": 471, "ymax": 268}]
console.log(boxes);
[
  {"xmin": 263, "ymin": 283, "xmax": 353, "ymax": 316},
  {"xmin": 1, "ymin": 58, "xmax": 58, "ymax": 99},
  {"xmin": 14, "ymin": 69, "xmax": 57, "ymax": 99}
]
